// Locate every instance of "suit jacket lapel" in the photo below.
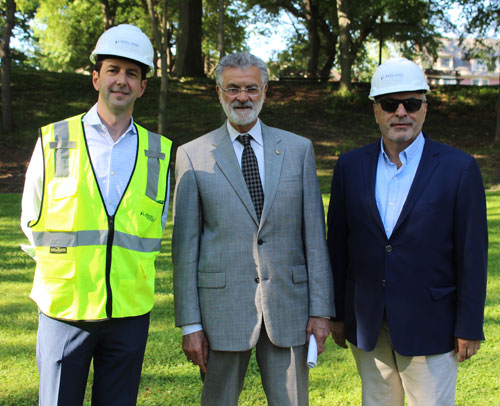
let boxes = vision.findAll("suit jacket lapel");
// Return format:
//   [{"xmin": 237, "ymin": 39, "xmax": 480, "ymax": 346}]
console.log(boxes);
[
  {"xmin": 260, "ymin": 123, "xmax": 284, "ymax": 226},
  {"xmin": 393, "ymin": 135, "xmax": 440, "ymax": 235},
  {"xmin": 365, "ymin": 141, "xmax": 386, "ymax": 234},
  {"xmin": 211, "ymin": 123, "xmax": 259, "ymax": 225}
]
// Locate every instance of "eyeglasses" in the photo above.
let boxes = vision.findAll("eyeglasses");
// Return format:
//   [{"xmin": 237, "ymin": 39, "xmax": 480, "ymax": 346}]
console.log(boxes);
[
  {"xmin": 219, "ymin": 86, "xmax": 263, "ymax": 96},
  {"xmin": 376, "ymin": 98, "xmax": 425, "ymax": 113}
]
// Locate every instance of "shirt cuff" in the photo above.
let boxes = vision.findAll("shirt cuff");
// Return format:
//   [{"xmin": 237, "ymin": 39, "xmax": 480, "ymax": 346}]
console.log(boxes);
[{"xmin": 182, "ymin": 323, "xmax": 203, "ymax": 336}]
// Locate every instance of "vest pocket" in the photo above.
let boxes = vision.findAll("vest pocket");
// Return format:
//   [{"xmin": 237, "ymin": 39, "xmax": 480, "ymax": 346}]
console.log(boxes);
[
  {"xmin": 34, "ymin": 257, "xmax": 76, "ymax": 316},
  {"xmin": 135, "ymin": 196, "xmax": 163, "ymax": 235},
  {"xmin": 38, "ymin": 257, "xmax": 75, "ymax": 279},
  {"xmin": 46, "ymin": 180, "xmax": 77, "ymax": 231}
]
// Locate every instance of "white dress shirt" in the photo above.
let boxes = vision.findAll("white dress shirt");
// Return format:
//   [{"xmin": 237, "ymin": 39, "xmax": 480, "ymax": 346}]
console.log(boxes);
[
  {"xmin": 226, "ymin": 119, "xmax": 266, "ymax": 189},
  {"xmin": 21, "ymin": 104, "xmax": 170, "ymax": 253}
]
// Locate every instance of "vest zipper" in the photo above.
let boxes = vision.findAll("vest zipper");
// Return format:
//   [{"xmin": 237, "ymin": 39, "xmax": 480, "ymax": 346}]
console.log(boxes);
[{"xmin": 105, "ymin": 216, "xmax": 115, "ymax": 318}]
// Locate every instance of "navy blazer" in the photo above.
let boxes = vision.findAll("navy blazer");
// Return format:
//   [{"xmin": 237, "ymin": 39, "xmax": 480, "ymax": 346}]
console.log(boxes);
[{"xmin": 327, "ymin": 134, "xmax": 488, "ymax": 356}]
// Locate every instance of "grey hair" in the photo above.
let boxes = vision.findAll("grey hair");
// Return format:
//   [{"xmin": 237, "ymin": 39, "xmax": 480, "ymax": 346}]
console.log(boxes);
[{"xmin": 216, "ymin": 52, "xmax": 268, "ymax": 86}]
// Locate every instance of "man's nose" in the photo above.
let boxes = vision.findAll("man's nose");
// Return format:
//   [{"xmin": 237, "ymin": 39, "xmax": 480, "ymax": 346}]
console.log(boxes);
[
  {"xmin": 116, "ymin": 70, "xmax": 126, "ymax": 85},
  {"xmin": 235, "ymin": 89, "xmax": 249, "ymax": 103},
  {"xmin": 395, "ymin": 102, "xmax": 408, "ymax": 116}
]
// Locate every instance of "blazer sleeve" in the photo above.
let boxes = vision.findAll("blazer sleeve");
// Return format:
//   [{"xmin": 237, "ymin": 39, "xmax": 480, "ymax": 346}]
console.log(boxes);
[
  {"xmin": 302, "ymin": 140, "xmax": 336, "ymax": 318},
  {"xmin": 172, "ymin": 146, "xmax": 203, "ymax": 327},
  {"xmin": 326, "ymin": 156, "xmax": 349, "ymax": 321},
  {"xmin": 453, "ymin": 156, "xmax": 488, "ymax": 340}
]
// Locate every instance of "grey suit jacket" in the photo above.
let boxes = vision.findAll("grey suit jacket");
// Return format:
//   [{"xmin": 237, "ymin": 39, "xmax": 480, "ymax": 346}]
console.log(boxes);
[{"xmin": 172, "ymin": 121, "xmax": 335, "ymax": 351}]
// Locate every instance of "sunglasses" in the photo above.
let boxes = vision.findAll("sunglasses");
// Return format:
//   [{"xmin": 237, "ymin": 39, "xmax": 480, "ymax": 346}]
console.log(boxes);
[{"xmin": 376, "ymin": 98, "xmax": 425, "ymax": 113}]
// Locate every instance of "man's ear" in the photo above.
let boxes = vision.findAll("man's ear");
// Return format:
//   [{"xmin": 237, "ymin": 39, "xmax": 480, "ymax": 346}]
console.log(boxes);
[
  {"xmin": 92, "ymin": 70, "xmax": 100, "ymax": 91},
  {"xmin": 138, "ymin": 79, "xmax": 147, "ymax": 98}
]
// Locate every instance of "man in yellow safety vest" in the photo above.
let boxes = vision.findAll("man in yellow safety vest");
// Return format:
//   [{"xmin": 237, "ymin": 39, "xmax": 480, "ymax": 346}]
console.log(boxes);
[{"xmin": 20, "ymin": 24, "xmax": 172, "ymax": 405}]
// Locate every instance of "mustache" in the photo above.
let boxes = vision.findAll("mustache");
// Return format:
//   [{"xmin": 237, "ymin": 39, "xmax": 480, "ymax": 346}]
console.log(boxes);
[
  {"xmin": 390, "ymin": 120, "xmax": 412, "ymax": 126},
  {"xmin": 231, "ymin": 100, "xmax": 254, "ymax": 108}
]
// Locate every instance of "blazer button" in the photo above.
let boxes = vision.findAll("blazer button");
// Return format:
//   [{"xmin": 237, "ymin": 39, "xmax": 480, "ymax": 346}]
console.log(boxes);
[
  {"xmin": 255, "ymin": 277, "xmax": 260, "ymax": 283},
  {"xmin": 385, "ymin": 245, "xmax": 392, "ymax": 252},
  {"xmin": 382, "ymin": 279, "xmax": 386, "ymax": 287},
  {"xmin": 258, "ymin": 239, "xmax": 264, "ymax": 245}
]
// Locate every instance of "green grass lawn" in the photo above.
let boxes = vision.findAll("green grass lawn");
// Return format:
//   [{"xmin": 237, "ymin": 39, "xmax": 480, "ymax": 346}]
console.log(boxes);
[
  {"xmin": 1, "ymin": 190, "xmax": 499, "ymax": 405},
  {"xmin": 1, "ymin": 70, "xmax": 499, "ymax": 403}
]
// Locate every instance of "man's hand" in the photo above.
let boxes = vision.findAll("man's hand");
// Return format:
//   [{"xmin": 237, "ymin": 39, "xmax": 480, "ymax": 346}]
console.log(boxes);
[
  {"xmin": 306, "ymin": 317, "xmax": 330, "ymax": 355},
  {"xmin": 455, "ymin": 337, "xmax": 481, "ymax": 362},
  {"xmin": 182, "ymin": 330, "xmax": 209, "ymax": 373},
  {"xmin": 330, "ymin": 321, "xmax": 348, "ymax": 349}
]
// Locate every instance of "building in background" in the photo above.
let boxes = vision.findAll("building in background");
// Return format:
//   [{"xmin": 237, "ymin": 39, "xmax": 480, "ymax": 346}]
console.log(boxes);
[{"xmin": 425, "ymin": 38, "xmax": 500, "ymax": 86}]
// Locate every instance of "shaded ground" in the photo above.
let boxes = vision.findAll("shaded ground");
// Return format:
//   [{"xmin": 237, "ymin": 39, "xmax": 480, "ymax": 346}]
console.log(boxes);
[{"xmin": 1, "ymin": 70, "xmax": 499, "ymax": 192}]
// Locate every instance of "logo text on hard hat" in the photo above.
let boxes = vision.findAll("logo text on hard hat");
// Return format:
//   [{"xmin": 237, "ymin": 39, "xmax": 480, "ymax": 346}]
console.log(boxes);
[
  {"xmin": 381, "ymin": 73, "xmax": 404, "ymax": 80},
  {"xmin": 115, "ymin": 40, "xmax": 140, "ymax": 48}
]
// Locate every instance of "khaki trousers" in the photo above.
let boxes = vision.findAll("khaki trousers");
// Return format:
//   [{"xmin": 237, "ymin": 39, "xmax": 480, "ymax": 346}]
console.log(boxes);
[
  {"xmin": 350, "ymin": 321, "xmax": 459, "ymax": 406},
  {"xmin": 201, "ymin": 325, "xmax": 309, "ymax": 406}
]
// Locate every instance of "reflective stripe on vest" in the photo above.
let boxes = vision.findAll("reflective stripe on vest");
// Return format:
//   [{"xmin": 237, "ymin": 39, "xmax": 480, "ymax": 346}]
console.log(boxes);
[
  {"xmin": 32, "ymin": 230, "xmax": 162, "ymax": 252},
  {"xmin": 145, "ymin": 131, "xmax": 166, "ymax": 201},
  {"xmin": 30, "ymin": 114, "xmax": 172, "ymax": 320}
]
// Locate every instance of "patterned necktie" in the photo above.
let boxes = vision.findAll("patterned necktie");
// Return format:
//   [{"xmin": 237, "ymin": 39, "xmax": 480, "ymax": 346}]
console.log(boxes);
[{"xmin": 237, "ymin": 134, "xmax": 264, "ymax": 221}]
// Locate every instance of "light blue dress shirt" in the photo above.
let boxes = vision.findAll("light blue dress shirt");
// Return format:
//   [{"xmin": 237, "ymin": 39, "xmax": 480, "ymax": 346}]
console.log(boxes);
[
  {"xmin": 375, "ymin": 133, "xmax": 425, "ymax": 238},
  {"xmin": 83, "ymin": 104, "xmax": 170, "ymax": 226}
]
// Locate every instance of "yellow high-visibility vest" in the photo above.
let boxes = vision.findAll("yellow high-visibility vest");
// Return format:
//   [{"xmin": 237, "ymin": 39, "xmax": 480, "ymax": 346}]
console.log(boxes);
[{"xmin": 29, "ymin": 114, "xmax": 172, "ymax": 320}]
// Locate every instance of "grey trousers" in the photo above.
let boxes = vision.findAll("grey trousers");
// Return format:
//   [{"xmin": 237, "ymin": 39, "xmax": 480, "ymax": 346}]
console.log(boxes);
[
  {"xmin": 201, "ymin": 325, "xmax": 309, "ymax": 406},
  {"xmin": 37, "ymin": 311, "xmax": 150, "ymax": 406}
]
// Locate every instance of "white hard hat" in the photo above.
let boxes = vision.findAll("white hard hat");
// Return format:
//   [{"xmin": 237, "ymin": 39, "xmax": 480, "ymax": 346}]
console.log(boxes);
[
  {"xmin": 90, "ymin": 24, "xmax": 154, "ymax": 74},
  {"xmin": 369, "ymin": 57, "xmax": 430, "ymax": 100}
]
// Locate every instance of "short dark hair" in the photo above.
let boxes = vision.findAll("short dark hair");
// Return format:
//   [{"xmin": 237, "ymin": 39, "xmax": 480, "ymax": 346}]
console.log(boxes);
[{"xmin": 94, "ymin": 54, "xmax": 148, "ymax": 80}]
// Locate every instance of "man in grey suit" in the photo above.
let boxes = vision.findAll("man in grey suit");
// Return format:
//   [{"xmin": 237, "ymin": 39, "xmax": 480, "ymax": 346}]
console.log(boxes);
[{"xmin": 172, "ymin": 52, "xmax": 335, "ymax": 405}]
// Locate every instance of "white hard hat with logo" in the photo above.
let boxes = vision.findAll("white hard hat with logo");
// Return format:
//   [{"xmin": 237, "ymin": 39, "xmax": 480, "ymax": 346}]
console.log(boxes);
[
  {"xmin": 90, "ymin": 24, "xmax": 154, "ymax": 74},
  {"xmin": 369, "ymin": 57, "xmax": 430, "ymax": 100}
]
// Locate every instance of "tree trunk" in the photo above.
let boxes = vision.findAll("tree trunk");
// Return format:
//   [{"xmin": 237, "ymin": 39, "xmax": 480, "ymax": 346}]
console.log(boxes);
[
  {"xmin": 318, "ymin": 18, "xmax": 337, "ymax": 82},
  {"xmin": 304, "ymin": 0, "xmax": 320, "ymax": 79},
  {"xmin": 218, "ymin": 0, "xmax": 225, "ymax": 59},
  {"xmin": 146, "ymin": 0, "xmax": 169, "ymax": 136},
  {"xmin": 100, "ymin": 0, "xmax": 116, "ymax": 30},
  {"xmin": 337, "ymin": 0, "xmax": 352, "ymax": 93},
  {"xmin": 494, "ymin": 85, "xmax": 500, "ymax": 147},
  {"xmin": 218, "ymin": 0, "xmax": 226, "ymax": 124},
  {"xmin": 173, "ymin": 0, "xmax": 204, "ymax": 77},
  {"xmin": 1, "ymin": 0, "xmax": 16, "ymax": 138}
]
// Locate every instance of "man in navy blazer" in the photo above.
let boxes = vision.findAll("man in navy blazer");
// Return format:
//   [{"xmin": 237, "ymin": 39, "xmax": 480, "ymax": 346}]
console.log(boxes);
[{"xmin": 327, "ymin": 57, "xmax": 488, "ymax": 406}]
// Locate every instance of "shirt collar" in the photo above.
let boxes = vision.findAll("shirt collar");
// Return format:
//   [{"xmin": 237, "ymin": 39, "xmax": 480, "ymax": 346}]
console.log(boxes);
[
  {"xmin": 380, "ymin": 132, "xmax": 425, "ymax": 166},
  {"xmin": 227, "ymin": 119, "xmax": 263, "ymax": 147},
  {"xmin": 82, "ymin": 103, "xmax": 137, "ymax": 139}
]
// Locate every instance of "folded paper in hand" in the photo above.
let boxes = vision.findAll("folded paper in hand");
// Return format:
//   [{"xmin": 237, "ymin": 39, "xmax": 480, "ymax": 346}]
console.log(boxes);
[{"xmin": 307, "ymin": 334, "xmax": 318, "ymax": 368}]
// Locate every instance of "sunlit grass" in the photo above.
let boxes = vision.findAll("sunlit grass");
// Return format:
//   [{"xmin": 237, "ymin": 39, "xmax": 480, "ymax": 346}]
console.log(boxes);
[{"xmin": 1, "ymin": 189, "xmax": 499, "ymax": 405}]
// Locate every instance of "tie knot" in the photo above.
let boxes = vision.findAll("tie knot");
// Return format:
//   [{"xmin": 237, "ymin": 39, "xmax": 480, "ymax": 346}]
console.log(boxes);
[{"xmin": 237, "ymin": 134, "xmax": 251, "ymax": 147}]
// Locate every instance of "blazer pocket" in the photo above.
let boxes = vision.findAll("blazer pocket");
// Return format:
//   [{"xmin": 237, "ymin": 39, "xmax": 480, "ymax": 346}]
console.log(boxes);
[
  {"xmin": 292, "ymin": 265, "xmax": 308, "ymax": 284},
  {"xmin": 429, "ymin": 286, "xmax": 456, "ymax": 300},
  {"xmin": 280, "ymin": 176, "xmax": 300, "ymax": 183},
  {"xmin": 197, "ymin": 272, "xmax": 226, "ymax": 289}
]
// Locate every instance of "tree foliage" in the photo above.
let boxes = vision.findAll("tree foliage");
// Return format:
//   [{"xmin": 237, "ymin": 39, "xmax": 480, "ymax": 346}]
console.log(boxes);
[
  {"xmin": 203, "ymin": 0, "xmax": 247, "ymax": 76},
  {"xmin": 33, "ymin": 0, "xmax": 105, "ymax": 71}
]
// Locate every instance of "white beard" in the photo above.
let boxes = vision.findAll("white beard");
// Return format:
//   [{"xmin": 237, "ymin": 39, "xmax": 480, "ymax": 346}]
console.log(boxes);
[{"xmin": 220, "ymin": 97, "xmax": 264, "ymax": 126}]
